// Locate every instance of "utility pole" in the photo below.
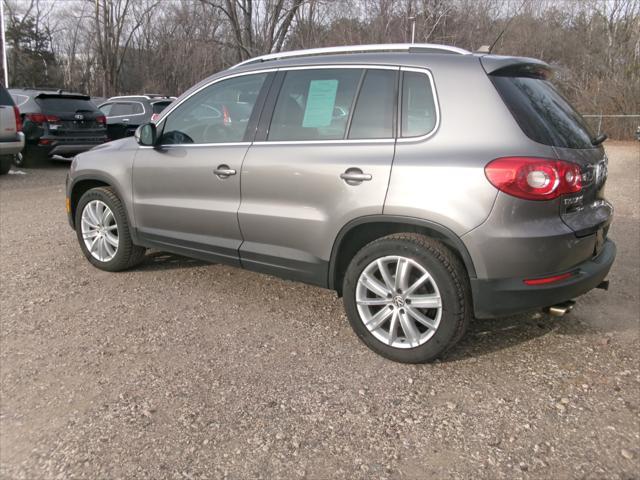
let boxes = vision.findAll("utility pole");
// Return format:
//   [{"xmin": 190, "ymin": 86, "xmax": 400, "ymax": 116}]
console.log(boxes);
[
  {"xmin": 409, "ymin": 16, "xmax": 416, "ymax": 44},
  {"xmin": 1, "ymin": 0, "xmax": 8, "ymax": 87}
]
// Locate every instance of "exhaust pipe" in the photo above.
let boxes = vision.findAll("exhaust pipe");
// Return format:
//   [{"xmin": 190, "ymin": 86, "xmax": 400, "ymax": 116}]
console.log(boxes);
[{"xmin": 544, "ymin": 300, "xmax": 576, "ymax": 317}]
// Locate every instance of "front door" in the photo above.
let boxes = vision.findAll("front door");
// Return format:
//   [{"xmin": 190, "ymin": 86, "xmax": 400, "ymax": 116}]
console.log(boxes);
[
  {"xmin": 238, "ymin": 66, "xmax": 399, "ymax": 284},
  {"xmin": 132, "ymin": 71, "xmax": 271, "ymax": 265}
]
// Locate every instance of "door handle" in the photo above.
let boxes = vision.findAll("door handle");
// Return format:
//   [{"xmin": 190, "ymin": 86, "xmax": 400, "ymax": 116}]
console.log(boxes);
[
  {"xmin": 340, "ymin": 168, "xmax": 372, "ymax": 185},
  {"xmin": 214, "ymin": 165, "xmax": 237, "ymax": 179}
]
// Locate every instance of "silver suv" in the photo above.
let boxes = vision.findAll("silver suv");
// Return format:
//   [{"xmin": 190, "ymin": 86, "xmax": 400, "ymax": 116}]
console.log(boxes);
[{"xmin": 66, "ymin": 44, "xmax": 615, "ymax": 363}]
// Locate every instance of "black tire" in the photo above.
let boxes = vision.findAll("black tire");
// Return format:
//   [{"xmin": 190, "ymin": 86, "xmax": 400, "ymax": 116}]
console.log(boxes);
[
  {"xmin": 0, "ymin": 155, "xmax": 11, "ymax": 175},
  {"xmin": 13, "ymin": 146, "xmax": 46, "ymax": 168},
  {"xmin": 75, "ymin": 187, "xmax": 146, "ymax": 271},
  {"xmin": 343, "ymin": 233, "xmax": 471, "ymax": 363}
]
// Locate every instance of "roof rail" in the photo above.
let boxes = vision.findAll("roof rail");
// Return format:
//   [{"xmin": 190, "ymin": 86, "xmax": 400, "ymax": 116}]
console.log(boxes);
[
  {"xmin": 110, "ymin": 94, "xmax": 174, "ymax": 100},
  {"xmin": 229, "ymin": 43, "xmax": 471, "ymax": 69}
]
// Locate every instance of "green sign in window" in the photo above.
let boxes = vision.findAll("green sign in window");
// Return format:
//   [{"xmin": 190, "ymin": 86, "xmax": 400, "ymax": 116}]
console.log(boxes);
[{"xmin": 302, "ymin": 79, "xmax": 338, "ymax": 128}]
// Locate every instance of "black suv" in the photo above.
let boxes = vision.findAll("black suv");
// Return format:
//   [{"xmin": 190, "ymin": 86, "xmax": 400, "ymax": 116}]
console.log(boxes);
[
  {"xmin": 10, "ymin": 88, "xmax": 107, "ymax": 167},
  {"xmin": 98, "ymin": 95, "xmax": 174, "ymax": 140}
]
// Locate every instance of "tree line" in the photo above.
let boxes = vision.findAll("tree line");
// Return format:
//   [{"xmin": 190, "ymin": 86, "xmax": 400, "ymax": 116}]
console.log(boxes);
[{"xmin": 1, "ymin": 0, "xmax": 638, "ymax": 138}]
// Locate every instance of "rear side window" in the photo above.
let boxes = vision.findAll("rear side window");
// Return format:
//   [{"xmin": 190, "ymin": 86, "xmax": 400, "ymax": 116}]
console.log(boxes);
[
  {"xmin": 109, "ymin": 102, "xmax": 143, "ymax": 116},
  {"xmin": 268, "ymin": 69, "xmax": 362, "ymax": 141},
  {"xmin": 0, "ymin": 86, "xmax": 14, "ymax": 106},
  {"xmin": 152, "ymin": 101, "xmax": 172, "ymax": 114},
  {"xmin": 348, "ymin": 69, "xmax": 397, "ymax": 139},
  {"xmin": 36, "ymin": 97, "xmax": 98, "ymax": 113},
  {"xmin": 401, "ymin": 71, "xmax": 438, "ymax": 138},
  {"xmin": 490, "ymin": 75, "xmax": 594, "ymax": 149}
]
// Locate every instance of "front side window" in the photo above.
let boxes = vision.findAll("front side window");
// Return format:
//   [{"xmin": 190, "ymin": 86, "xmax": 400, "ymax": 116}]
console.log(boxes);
[
  {"xmin": 160, "ymin": 73, "xmax": 267, "ymax": 144},
  {"xmin": 268, "ymin": 69, "xmax": 362, "ymax": 141},
  {"xmin": 401, "ymin": 71, "xmax": 438, "ymax": 138}
]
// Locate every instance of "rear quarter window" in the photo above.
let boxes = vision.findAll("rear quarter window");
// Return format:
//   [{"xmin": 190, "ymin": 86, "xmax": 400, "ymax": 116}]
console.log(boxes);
[
  {"xmin": 490, "ymin": 75, "xmax": 594, "ymax": 149},
  {"xmin": 400, "ymin": 71, "xmax": 438, "ymax": 138}
]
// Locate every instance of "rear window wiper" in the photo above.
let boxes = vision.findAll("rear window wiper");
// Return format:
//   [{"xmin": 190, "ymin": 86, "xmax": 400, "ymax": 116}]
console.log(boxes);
[{"xmin": 591, "ymin": 133, "xmax": 607, "ymax": 146}]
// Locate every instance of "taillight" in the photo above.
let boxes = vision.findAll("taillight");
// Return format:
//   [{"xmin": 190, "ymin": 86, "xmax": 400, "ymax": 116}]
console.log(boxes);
[
  {"xmin": 25, "ymin": 113, "xmax": 60, "ymax": 124},
  {"xmin": 485, "ymin": 157, "xmax": 582, "ymax": 201},
  {"xmin": 13, "ymin": 106, "xmax": 22, "ymax": 131},
  {"xmin": 96, "ymin": 115, "xmax": 106, "ymax": 124},
  {"xmin": 524, "ymin": 272, "xmax": 573, "ymax": 286}
]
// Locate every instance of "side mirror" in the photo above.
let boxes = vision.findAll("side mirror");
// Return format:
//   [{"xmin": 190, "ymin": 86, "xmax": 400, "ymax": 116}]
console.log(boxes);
[{"xmin": 135, "ymin": 123, "xmax": 157, "ymax": 146}]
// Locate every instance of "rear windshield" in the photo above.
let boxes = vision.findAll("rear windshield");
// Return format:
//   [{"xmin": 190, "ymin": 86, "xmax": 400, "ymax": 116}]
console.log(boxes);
[
  {"xmin": 151, "ymin": 101, "xmax": 172, "ymax": 114},
  {"xmin": 490, "ymin": 75, "xmax": 594, "ymax": 149},
  {"xmin": 36, "ymin": 97, "xmax": 99, "ymax": 113}
]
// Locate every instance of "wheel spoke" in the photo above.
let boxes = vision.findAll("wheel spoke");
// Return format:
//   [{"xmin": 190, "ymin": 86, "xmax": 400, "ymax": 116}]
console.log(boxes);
[
  {"xmin": 81, "ymin": 217, "xmax": 99, "ymax": 229},
  {"xmin": 388, "ymin": 310, "xmax": 399, "ymax": 345},
  {"xmin": 398, "ymin": 310, "xmax": 421, "ymax": 347},
  {"xmin": 407, "ymin": 293, "xmax": 441, "ymax": 309},
  {"xmin": 406, "ymin": 306, "xmax": 438, "ymax": 330},
  {"xmin": 103, "ymin": 237, "xmax": 115, "ymax": 257},
  {"xmin": 394, "ymin": 258, "xmax": 411, "ymax": 291},
  {"xmin": 365, "ymin": 306, "xmax": 393, "ymax": 330},
  {"xmin": 105, "ymin": 224, "xmax": 118, "ymax": 231},
  {"xmin": 83, "ymin": 230, "xmax": 99, "ymax": 240},
  {"xmin": 404, "ymin": 272, "xmax": 430, "ymax": 297},
  {"xmin": 102, "ymin": 208, "xmax": 114, "ymax": 225},
  {"xmin": 104, "ymin": 231, "xmax": 118, "ymax": 248},
  {"xmin": 377, "ymin": 259, "xmax": 395, "ymax": 291},
  {"xmin": 89, "ymin": 235, "xmax": 100, "ymax": 253},
  {"xmin": 360, "ymin": 272, "xmax": 391, "ymax": 298},
  {"xmin": 87, "ymin": 204, "xmax": 100, "ymax": 226},
  {"xmin": 357, "ymin": 297, "xmax": 389, "ymax": 306}
]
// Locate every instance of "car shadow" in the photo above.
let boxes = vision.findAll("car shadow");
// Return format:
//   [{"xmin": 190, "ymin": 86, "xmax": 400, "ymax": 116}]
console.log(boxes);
[
  {"xmin": 137, "ymin": 251, "xmax": 210, "ymax": 271},
  {"xmin": 441, "ymin": 312, "xmax": 568, "ymax": 362}
]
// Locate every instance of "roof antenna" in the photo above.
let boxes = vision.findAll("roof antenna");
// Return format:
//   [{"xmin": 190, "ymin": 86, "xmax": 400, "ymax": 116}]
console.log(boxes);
[{"xmin": 477, "ymin": 0, "xmax": 531, "ymax": 54}]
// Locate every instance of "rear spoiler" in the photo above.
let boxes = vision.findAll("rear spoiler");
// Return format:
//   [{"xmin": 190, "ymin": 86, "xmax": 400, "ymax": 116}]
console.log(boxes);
[
  {"xmin": 35, "ymin": 93, "xmax": 91, "ymax": 101},
  {"xmin": 480, "ymin": 55, "xmax": 552, "ymax": 80}
]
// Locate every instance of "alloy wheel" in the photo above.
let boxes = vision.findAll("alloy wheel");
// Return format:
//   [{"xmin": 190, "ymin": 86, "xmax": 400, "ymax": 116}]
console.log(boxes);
[
  {"xmin": 81, "ymin": 200, "xmax": 119, "ymax": 262},
  {"xmin": 356, "ymin": 255, "xmax": 442, "ymax": 349}
]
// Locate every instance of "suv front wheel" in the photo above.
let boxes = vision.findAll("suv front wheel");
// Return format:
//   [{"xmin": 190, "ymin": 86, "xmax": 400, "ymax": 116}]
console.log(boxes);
[
  {"xmin": 75, "ymin": 187, "xmax": 146, "ymax": 271},
  {"xmin": 343, "ymin": 233, "xmax": 471, "ymax": 363}
]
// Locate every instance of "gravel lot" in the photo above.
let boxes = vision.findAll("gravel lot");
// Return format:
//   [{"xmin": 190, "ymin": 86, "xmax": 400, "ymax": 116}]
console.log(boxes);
[{"xmin": 1, "ymin": 143, "xmax": 639, "ymax": 479}]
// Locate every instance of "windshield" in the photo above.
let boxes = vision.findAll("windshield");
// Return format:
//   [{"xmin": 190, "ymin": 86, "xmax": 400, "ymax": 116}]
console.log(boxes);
[{"xmin": 491, "ymin": 75, "xmax": 595, "ymax": 149}]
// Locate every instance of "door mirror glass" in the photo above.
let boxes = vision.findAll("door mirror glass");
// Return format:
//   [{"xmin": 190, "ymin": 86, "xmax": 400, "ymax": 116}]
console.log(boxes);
[{"xmin": 135, "ymin": 123, "xmax": 156, "ymax": 146}]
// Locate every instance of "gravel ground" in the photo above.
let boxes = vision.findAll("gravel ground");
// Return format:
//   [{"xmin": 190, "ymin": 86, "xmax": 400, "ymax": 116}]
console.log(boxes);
[{"xmin": 1, "ymin": 143, "xmax": 639, "ymax": 480}]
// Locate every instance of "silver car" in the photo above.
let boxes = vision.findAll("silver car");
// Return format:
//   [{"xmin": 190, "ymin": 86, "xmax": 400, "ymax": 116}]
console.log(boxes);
[
  {"xmin": 0, "ymin": 84, "xmax": 25, "ymax": 174},
  {"xmin": 66, "ymin": 44, "xmax": 615, "ymax": 363}
]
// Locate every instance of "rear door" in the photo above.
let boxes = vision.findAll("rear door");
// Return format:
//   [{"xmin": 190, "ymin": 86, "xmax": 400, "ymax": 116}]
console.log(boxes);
[
  {"xmin": 132, "ymin": 71, "xmax": 272, "ymax": 265},
  {"xmin": 237, "ymin": 66, "xmax": 399, "ymax": 285}
]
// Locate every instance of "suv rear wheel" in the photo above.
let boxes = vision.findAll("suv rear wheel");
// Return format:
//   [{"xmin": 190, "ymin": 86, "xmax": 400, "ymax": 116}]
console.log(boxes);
[
  {"xmin": 343, "ymin": 233, "xmax": 470, "ymax": 363},
  {"xmin": 75, "ymin": 187, "xmax": 146, "ymax": 271}
]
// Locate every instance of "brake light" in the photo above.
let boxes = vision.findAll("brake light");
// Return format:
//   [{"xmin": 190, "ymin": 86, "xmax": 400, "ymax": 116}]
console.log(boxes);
[
  {"xmin": 25, "ymin": 113, "xmax": 60, "ymax": 124},
  {"xmin": 13, "ymin": 106, "xmax": 22, "ymax": 131},
  {"xmin": 96, "ymin": 115, "xmax": 106, "ymax": 124},
  {"xmin": 524, "ymin": 272, "xmax": 573, "ymax": 286},
  {"xmin": 485, "ymin": 157, "xmax": 581, "ymax": 201}
]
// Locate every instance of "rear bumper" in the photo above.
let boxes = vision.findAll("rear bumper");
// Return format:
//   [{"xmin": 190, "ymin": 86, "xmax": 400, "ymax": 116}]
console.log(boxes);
[
  {"xmin": 471, "ymin": 239, "xmax": 616, "ymax": 318},
  {"xmin": 31, "ymin": 136, "xmax": 106, "ymax": 158},
  {"xmin": 0, "ymin": 132, "xmax": 25, "ymax": 156}
]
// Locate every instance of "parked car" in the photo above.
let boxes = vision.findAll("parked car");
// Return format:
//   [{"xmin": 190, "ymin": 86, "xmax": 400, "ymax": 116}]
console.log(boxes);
[
  {"xmin": 66, "ymin": 44, "xmax": 615, "ymax": 363},
  {"xmin": 0, "ymin": 84, "xmax": 25, "ymax": 174},
  {"xmin": 9, "ymin": 88, "xmax": 107, "ymax": 167},
  {"xmin": 98, "ymin": 95, "xmax": 174, "ymax": 140}
]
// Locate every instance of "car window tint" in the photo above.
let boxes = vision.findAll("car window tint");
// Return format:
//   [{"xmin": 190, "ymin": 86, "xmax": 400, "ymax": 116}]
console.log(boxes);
[
  {"xmin": 490, "ymin": 75, "xmax": 594, "ymax": 149},
  {"xmin": 349, "ymin": 69, "xmax": 397, "ymax": 139},
  {"xmin": 131, "ymin": 102, "xmax": 144, "ymax": 114},
  {"xmin": 100, "ymin": 103, "xmax": 113, "ymax": 115},
  {"xmin": 268, "ymin": 69, "xmax": 362, "ymax": 141},
  {"xmin": 160, "ymin": 73, "xmax": 267, "ymax": 144},
  {"xmin": 109, "ymin": 103, "xmax": 134, "ymax": 116},
  {"xmin": 152, "ymin": 101, "xmax": 172, "ymax": 114},
  {"xmin": 35, "ymin": 97, "xmax": 99, "ymax": 113},
  {"xmin": 401, "ymin": 71, "xmax": 437, "ymax": 138},
  {"xmin": 0, "ymin": 85, "xmax": 14, "ymax": 105}
]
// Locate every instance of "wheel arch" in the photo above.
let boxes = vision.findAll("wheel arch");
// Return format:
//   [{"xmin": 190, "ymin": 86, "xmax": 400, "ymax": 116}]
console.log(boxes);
[
  {"xmin": 328, "ymin": 216, "xmax": 477, "ymax": 294},
  {"xmin": 69, "ymin": 175, "xmax": 130, "ymax": 232}
]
